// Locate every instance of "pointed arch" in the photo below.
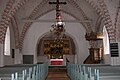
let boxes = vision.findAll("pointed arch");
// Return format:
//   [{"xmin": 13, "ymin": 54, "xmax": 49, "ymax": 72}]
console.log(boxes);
[{"xmin": 36, "ymin": 32, "xmax": 77, "ymax": 56}]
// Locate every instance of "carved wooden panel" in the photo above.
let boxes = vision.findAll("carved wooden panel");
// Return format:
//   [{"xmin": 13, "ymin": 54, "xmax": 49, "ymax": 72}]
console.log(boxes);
[{"xmin": 43, "ymin": 40, "xmax": 70, "ymax": 54}]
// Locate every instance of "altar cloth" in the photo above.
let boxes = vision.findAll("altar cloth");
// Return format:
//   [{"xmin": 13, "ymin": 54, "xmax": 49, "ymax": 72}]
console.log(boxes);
[{"xmin": 50, "ymin": 59, "xmax": 63, "ymax": 65}]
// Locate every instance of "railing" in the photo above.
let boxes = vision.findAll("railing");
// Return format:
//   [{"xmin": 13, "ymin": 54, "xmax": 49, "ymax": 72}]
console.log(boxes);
[
  {"xmin": 67, "ymin": 63, "xmax": 120, "ymax": 80},
  {"xmin": 0, "ymin": 62, "xmax": 48, "ymax": 80}
]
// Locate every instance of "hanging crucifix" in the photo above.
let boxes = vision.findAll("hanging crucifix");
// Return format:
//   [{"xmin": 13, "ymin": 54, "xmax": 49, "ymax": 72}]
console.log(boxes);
[
  {"xmin": 49, "ymin": 0, "xmax": 67, "ymax": 22},
  {"xmin": 49, "ymin": 0, "xmax": 67, "ymax": 36}
]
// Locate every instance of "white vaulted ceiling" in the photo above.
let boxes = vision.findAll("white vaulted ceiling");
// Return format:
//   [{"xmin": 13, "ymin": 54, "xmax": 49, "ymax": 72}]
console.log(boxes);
[
  {"xmin": 0, "ymin": 0, "xmax": 119, "ymax": 49},
  {"xmin": 16, "ymin": 0, "xmax": 98, "ymax": 32}
]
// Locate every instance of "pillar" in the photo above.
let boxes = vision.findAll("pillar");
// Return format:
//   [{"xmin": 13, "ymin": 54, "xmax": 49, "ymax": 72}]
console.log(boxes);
[
  {"xmin": 0, "ymin": 44, "xmax": 4, "ymax": 67},
  {"xmin": 14, "ymin": 49, "xmax": 23, "ymax": 64}
]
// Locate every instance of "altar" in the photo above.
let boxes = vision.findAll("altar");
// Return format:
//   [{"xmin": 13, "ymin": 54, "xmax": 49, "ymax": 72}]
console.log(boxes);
[
  {"xmin": 43, "ymin": 39, "xmax": 70, "ymax": 66},
  {"xmin": 50, "ymin": 59, "xmax": 63, "ymax": 65}
]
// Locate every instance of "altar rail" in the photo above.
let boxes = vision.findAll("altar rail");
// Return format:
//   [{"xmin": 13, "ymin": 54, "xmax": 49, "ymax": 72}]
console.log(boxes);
[
  {"xmin": 0, "ymin": 62, "xmax": 48, "ymax": 80},
  {"xmin": 67, "ymin": 63, "xmax": 120, "ymax": 80}
]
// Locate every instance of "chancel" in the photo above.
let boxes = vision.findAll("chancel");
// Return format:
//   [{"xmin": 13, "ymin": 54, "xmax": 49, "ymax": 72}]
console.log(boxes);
[
  {"xmin": 44, "ymin": 0, "xmax": 69, "ymax": 66},
  {"xmin": 0, "ymin": 0, "xmax": 120, "ymax": 80}
]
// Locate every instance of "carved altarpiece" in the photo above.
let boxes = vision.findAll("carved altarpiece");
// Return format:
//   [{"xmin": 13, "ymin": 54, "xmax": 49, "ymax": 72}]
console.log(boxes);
[{"xmin": 43, "ymin": 40, "xmax": 70, "ymax": 59}]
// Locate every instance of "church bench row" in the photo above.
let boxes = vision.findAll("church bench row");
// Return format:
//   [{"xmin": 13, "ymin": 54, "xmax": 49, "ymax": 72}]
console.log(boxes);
[
  {"xmin": 85, "ymin": 65, "xmax": 120, "ymax": 80},
  {"xmin": 87, "ymin": 66, "xmax": 120, "ymax": 80},
  {"xmin": 0, "ymin": 64, "xmax": 38, "ymax": 74},
  {"xmin": 67, "ymin": 63, "xmax": 120, "ymax": 80},
  {"xmin": 0, "ymin": 63, "xmax": 48, "ymax": 80},
  {"xmin": 3, "ymin": 64, "xmax": 37, "ymax": 67},
  {"xmin": 81, "ymin": 64, "xmax": 120, "ymax": 76}
]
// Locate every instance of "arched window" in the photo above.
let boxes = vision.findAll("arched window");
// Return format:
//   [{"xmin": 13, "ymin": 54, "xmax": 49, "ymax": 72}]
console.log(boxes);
[
  {"xmin": 103, "ymin": 26, "xmax": 110, "ymax": 54},
  {"xmin": 4, "ymin": 27, "xmax": 10, "ymax": 55}
]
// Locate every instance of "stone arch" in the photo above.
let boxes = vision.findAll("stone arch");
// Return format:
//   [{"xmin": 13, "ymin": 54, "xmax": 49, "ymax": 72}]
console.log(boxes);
[
  {"xmin": 35, "ymin": 31, "xmax": 78, "ymax": 63},
  {"xmin": 85, "ymin": 0, "xmax": 116, "ymax": 42},
  {"xmin": 115, "ymin": 0, "xmax": 120, "ymax": 41},
  {"xmin": 19, "ymin": 8, "xmax": 90, "ymax": 50},
  {"xmin": 0, "ymin": 0, "xmax": 29, "ymax": 45},
  {"xmin": 19, "ymin": 0, "xmax": 97, "ymax": 50},
  {"xmin": 11, "ymin": 16, "xmax": 20, "ymax": 49},
  {"xmin": 95, "ymin": 16, "xmax": 103, "ymax": 32}
]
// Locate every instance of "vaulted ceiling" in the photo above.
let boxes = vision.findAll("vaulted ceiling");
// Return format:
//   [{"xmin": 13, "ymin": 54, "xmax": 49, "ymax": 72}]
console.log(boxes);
[{"xmin": 0, "ymin": 0, "xmax": 119, "ymax": 49}]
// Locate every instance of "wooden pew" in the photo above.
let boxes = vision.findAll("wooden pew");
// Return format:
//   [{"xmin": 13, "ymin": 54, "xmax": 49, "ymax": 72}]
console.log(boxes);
[
  {"xmin": 82, "ymin": 64, "xmax": 120, "ymax": 80},
  {"xmin": 0, "ymin": 62, "xmax": 48, "ymax": 80},
  {"xmin": 67, "ymin": 63, "xmax": 120, "ymax": 80}
]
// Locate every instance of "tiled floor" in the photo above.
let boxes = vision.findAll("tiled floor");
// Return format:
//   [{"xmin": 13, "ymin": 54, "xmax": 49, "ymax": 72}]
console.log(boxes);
[{"xmin": 46, "ymin": 68, "xmax": 70, "ymax": 80}]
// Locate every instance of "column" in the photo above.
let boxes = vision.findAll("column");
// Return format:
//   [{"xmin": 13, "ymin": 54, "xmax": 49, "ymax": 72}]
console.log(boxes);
[
  {"xmin": 14, "ymin": 49, "xmax": 22, "ymax": 64},
  {"xmin": 0, "ymin": 44, "xmax": 4, "ymax": 67}
]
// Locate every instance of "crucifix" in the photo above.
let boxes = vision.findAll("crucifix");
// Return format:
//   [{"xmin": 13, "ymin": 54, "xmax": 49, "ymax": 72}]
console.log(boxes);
[{"xmin": 49, "ymin": 0, "xmax": 67, "ymax": 22}]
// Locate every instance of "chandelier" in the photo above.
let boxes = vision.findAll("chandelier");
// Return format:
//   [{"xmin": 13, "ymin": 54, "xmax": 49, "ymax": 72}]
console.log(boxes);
[{"xmin": 49, "ymin": 0, "xmax": 66, "ymax": 40}]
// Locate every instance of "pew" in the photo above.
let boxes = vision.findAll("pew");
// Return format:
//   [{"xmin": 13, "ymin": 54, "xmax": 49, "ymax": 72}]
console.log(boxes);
[
  {"xmin": 82, "ymin": 64, "xmax": 120, "ymax": 80},
  {"xmin": 0, "ymin": 62, "xmax": 48, "ymax": 80},
  {"xmin": 67, "ymin": 63, "xmax": 120, "ymax": 80}
]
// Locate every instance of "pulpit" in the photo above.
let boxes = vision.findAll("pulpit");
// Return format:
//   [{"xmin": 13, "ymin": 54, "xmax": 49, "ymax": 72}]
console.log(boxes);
[{"xmin": 89, "ymin": 48, "xmax": 103, "ymax": 63}]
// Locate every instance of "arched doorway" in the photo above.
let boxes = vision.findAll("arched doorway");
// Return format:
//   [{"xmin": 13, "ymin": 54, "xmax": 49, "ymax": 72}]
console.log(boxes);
[{"xmin": 37, "ymin": 32, "xmax": 76, "ymax": 66}]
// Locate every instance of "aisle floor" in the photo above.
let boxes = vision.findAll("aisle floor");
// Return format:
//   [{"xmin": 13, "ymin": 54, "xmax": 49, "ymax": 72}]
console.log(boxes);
[{"xmin": 46, "ymin": 68, "xmax": 70, "ymax": 80}]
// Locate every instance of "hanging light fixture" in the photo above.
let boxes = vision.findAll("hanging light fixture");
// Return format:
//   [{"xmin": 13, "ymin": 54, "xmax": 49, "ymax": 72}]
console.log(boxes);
[{"xmin": 49, "ymin": 0, "xmax": 66, "ymax": 41}]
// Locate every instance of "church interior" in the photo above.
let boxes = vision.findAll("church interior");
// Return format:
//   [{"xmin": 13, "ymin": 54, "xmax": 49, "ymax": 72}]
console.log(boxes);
[{"xmin": 0, "ymin": 0, "xmax": 120, "ymax": 80}]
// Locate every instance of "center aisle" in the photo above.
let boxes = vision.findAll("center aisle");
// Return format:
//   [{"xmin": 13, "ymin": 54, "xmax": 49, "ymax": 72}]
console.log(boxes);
[{"xmin": 46, "ymin": 66, "xmax": 70, "ymax": 80}]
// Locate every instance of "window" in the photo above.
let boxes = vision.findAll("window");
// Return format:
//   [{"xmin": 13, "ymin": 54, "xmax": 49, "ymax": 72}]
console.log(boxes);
[
  {"xmin": 4, "ymin": 27, "xmax": 10, "ymax": 55},
  {"xmin": 103, "ymin": 26, "xmax": 110, "ymax": 54}
]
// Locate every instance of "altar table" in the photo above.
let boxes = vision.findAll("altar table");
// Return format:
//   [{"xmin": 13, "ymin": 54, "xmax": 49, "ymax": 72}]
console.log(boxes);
[{"xmin": 50, "ymin": 59, "xmax": 63, "ymax": 65}]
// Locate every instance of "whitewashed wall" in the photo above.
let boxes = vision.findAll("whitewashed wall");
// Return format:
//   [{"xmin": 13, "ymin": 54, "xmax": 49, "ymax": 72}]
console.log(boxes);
[
  {"xmin": 4, "ymin": 25, "xmax": 16, "ymax": 65},
  {"xmin": 22, "ymin": 11, "xmax": 90, "ymax": 64},
  {"xmin": 3, "ymin": 22, "xmax": 22, "ymax": 66},
  {"xmin": 4, "ymin": 55, "xmax": 13, "ymax": 65},
  {"xmin": 65, "ymin": 55, "xmax": 75, "ymax": 64}
]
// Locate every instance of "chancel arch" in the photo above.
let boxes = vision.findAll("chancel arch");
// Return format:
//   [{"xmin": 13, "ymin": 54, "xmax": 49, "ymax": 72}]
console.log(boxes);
[
  {"xmin": 36, "ymin": 32, "xmax": 77, "ymax": 65},
  {"xmin": 22, "ymin": 10, "xmax": 89, "ymax": 64}
]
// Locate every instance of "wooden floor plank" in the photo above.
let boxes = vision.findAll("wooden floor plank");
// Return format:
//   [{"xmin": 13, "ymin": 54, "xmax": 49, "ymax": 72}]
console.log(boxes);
[{"xmin": 46, "ymin": 67, "xmax": 70, "ymax": 80}]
